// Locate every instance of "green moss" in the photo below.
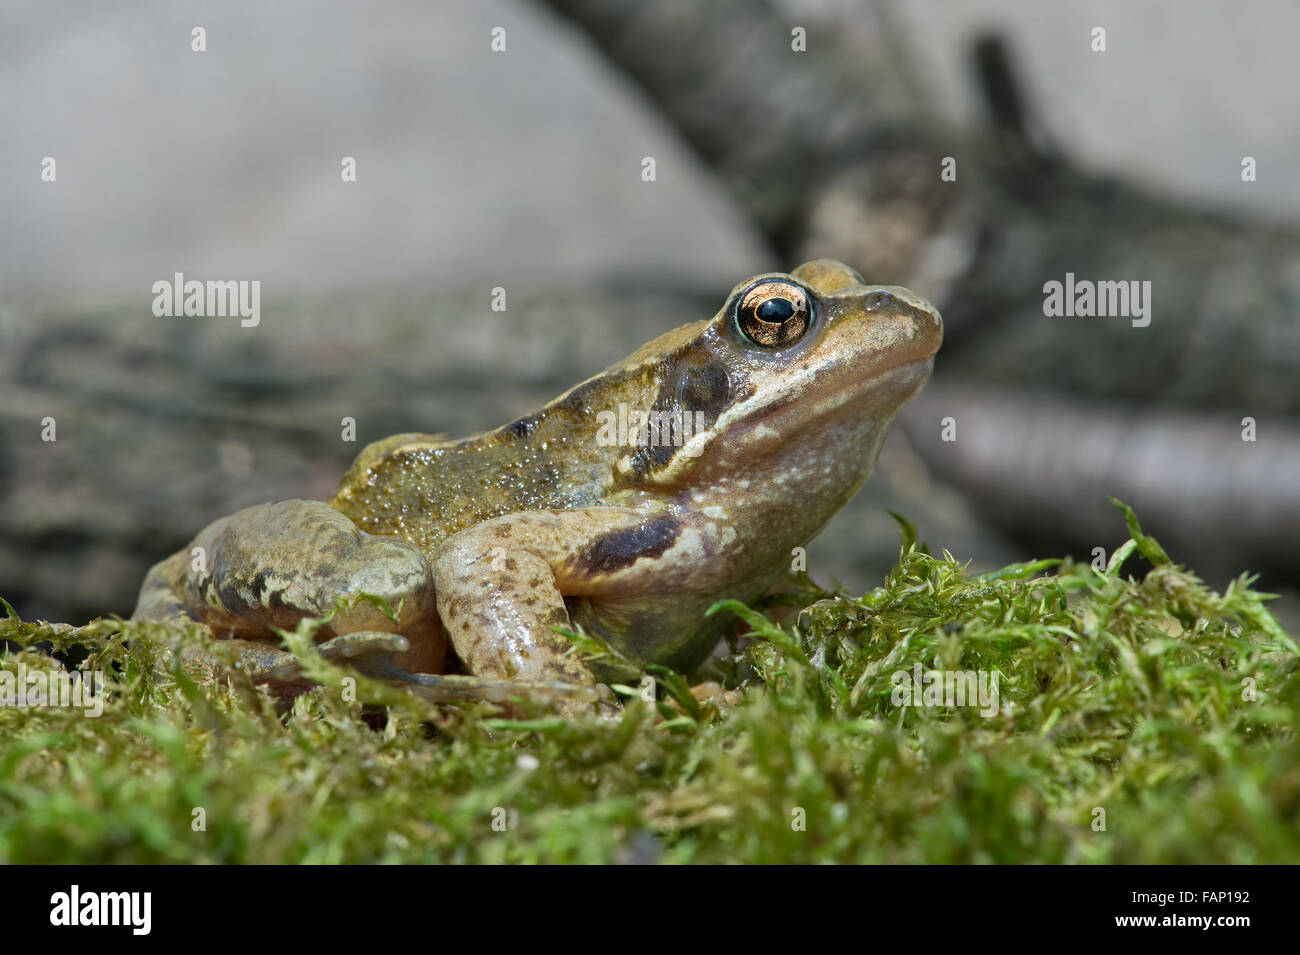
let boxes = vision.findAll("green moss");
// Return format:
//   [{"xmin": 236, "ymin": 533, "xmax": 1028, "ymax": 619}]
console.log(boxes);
[{"xmin": 1, "ymin": 505, "xmax": 1295, "ymax": 863}]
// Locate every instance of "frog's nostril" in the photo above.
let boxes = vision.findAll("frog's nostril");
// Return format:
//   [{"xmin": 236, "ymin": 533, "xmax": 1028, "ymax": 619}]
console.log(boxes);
[{"xmin": 864, "ymin": 290, "xmax": 895, "ymax": 310}]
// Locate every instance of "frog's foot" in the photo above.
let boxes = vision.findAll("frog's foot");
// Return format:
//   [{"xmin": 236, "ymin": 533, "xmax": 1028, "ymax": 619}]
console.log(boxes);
[
  {"xmin": 266, "ymin": 630, "xmax": 601, "ymax": 709},
  {"xmin": 163, "ymin": 627, "xmax": 604, "ymax": 714},
  {"xmin": 133, "ymin": 500, "xmax": 448, "ymax": 694},
  {"xmin": 221, "ymin": 631, "xmax": 418, "ymax": 688},
  {"xmin": 401, "ymin": 672, "xmax": 602, "ymax": 709},
  {"xmin": 242, "ymin": 630, "xmax": 601, "ymax": 710}
]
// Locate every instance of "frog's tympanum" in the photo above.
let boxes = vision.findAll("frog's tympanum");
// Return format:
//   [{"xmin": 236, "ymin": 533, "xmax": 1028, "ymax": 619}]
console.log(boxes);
[{"xmin": 134, "ymin": 261, "xmax": 942, "ymax": 712}]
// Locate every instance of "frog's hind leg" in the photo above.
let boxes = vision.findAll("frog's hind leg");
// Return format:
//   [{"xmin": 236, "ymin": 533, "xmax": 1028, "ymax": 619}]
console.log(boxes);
[{"xmin": 132, "ymin": 500, "xmax": 447, "ymax": 691}]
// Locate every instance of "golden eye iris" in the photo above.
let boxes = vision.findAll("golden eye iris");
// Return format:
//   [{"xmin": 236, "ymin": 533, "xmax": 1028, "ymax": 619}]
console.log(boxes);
[{"xmin": 736, "ymin": 281, "xmax": 812, "ymax": 348}]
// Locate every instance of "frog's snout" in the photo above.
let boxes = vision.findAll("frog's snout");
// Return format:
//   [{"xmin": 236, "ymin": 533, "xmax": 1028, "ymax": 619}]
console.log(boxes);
[{"xmin": 859, "ymin": 284, "xmax": 944, "ymax": 361}]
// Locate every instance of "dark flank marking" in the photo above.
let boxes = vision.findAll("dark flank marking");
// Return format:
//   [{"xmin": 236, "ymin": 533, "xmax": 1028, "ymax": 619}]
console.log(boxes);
[
  {"xmin": 507, "ymin": 416, "xmax": 537, "ymax": 438},
  {"xmin": 248, "ymin": 571, "xmax": 292, "ymax": 611},
  {"xmin": 215, "ymin": 571, "xmax": 248, "ymax": 614},
  {"xmin": 575, "ymin": 515, "xmax": 681, "ymax": 576},
  {"xmin": 247, "ymin": 572, "xmax": 269, "ymax": 606}
]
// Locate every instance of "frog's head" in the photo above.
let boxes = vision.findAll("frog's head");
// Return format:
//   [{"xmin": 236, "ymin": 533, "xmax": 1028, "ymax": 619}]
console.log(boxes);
[{"xmin": 595, "ymin": 259, "xmax": 941, "ymax": 507}]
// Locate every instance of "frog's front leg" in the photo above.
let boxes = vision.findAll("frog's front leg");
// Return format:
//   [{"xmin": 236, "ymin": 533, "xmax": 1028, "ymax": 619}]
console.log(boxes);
[
  {"xmin": 432, "ymin": 506, "xmax": 705, "ymax": 698},
  {"xmin": 132, "ymin": 500, "xmax": 447, "ymax": 686}
]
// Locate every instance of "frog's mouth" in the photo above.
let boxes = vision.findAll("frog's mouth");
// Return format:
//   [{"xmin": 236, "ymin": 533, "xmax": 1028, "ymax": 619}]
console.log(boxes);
[
  {"xmin": 746, "ymin": 353, "xmax": 935, "ymax": 441},
  {"xmin": 757, "ymin": 319, "xmax": 939, "ymax": 415}
]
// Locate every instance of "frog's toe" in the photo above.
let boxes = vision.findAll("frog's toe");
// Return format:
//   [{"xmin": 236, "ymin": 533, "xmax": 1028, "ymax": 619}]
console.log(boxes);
[
  {"xmin": 178, "ymin": 632, "xmax": 421, "ymax": 700},
  {"xmin": 172, "ymin": 638, "xmax": 319, "ymax": 701},
  {"xmin": 315, "ymin": 630, "xmax": 414, "ymax": 682},
  {"xmin": 311, "ymin": 632, "xmax": 602, "ymax": 713}
]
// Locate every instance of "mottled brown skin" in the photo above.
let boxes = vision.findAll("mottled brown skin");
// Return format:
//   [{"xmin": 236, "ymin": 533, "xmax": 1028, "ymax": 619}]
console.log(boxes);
[{"xmin": 134, "ymin": 260, "xmax": 942, "ymax": 711}]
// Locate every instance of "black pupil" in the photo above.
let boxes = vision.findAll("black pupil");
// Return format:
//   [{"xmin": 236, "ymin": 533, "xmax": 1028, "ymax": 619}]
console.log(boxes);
[{"xmin": 756, "ymin": 297, "xmax": 794, "ymax": 322}]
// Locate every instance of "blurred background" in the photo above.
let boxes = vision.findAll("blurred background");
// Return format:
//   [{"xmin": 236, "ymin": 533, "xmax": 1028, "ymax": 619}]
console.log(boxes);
[{"xmin": 2, "ymin": 0, "xmax": 1297, "ymax": 627}]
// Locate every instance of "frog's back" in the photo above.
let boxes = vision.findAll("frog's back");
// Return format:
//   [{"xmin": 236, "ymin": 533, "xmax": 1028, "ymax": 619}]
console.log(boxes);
[
  {"xmin": 329, "ymin": 425, "xmax": 614, "ymax": 557},
  {"xmin": 327, "ymin": 336, "xmax": 703, "ymax": 556}
]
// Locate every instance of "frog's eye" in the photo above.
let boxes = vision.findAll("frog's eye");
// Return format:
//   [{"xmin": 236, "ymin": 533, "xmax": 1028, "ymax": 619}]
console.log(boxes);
[{"xmin": 735, "ymin": 281, "xmax": 812, "ymax": 348}]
